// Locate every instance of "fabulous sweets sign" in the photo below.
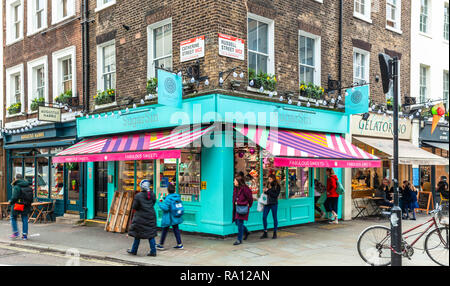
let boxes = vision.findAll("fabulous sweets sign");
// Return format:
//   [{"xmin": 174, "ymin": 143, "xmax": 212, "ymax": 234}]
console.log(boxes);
[
  {"xmin": 351, "ymin": 113, "xmax": 412, "ymax": 140},
  {"xmin": 218, "ymin": 33, "xmax": 245, "ymax": 60},
  {"xmin": 180, "ymin": 36, "xmax": 205, "ymax": 62}
]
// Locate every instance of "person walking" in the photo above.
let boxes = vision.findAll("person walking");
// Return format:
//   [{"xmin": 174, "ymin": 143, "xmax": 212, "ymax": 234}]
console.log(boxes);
[
  {"xmin": 402, "ymin": 181, "xmax": 419, "ymax": 220},
  {"xmin": 324, "ymin": 168, "xmax": 340, "ymax": 224},
  {"xmin": 232, "ymin": 175, "xmax": 253, "ymax": 245},
  {"xmin": 260, "ymin": 174, "xmax": 281, "ymax": 239},
  {"xmin": 127, "ymin": 180, "xmax": 158, "ymax": 256},
  {"xmin": 9, "ymin": 174, "xmax": 33, "ymax": 240},
  {"xmin": 156, "ymin": 183, "xmax": 184, "ymax": 250}
]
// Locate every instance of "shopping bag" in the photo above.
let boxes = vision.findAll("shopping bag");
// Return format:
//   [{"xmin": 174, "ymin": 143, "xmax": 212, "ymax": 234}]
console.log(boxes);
[
  {"xmin": 258, "ymin": 193, "xmax": 268, "ymax": 205},
  {"xmin": 257, "ymin": 202, "xmax": 264, "ymax": 212}
]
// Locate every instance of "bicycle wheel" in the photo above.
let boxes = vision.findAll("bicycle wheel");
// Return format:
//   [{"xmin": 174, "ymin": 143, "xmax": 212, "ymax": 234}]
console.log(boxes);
[
  {"xmin": 357, "ymin": 225, "xmax": 392, "ymax": 266},
  {"xmin": 425, "ymin": 226, "xmax": 449, "ymax": 266}
]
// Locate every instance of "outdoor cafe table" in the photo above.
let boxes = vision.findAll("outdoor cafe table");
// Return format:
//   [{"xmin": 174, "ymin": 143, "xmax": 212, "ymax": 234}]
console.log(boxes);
[
  {"xmin": 0, "ymin": 202, "xmax": 10, "ymax": 220},
  {"xmin": 28, "ymin": 202, "xmax": 52, "ymax": 224},
  {"xmin": 364, "ymin": 196, "xmax": 387, "ymax": 216}
]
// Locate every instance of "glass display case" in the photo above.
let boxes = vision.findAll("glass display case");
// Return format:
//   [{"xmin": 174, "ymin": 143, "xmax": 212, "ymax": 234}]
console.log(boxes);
[
  {"xmin": 157, "ymin": 159, "xmax": 177, "ymax": 201},
  {"xmin": 288, "ymin": 167, "xmax": 309, "ymax": 198},
  {"xmin": 262, "ymin": 157, "xmax": 286, "ymax": 199},
  {"xmin": 179, "ymin": 149, "xmax": 201, "ymax": 202},
  {"xmin": 119, "ymin": 161, "xmax": 136, "ymax": 192},
  {"xmin": 136, "ymin": 160, "xmax": 154, "ymax": 191}
]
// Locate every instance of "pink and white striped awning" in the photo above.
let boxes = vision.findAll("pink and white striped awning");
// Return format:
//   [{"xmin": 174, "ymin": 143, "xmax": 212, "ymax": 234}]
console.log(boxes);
[
  {"xmin": 235, "ymin": 126, "xmax": 381, "ymax": 168},
  {"xmin": 53, "ymin": 126, "xmax": 215, "ymax": 163}
]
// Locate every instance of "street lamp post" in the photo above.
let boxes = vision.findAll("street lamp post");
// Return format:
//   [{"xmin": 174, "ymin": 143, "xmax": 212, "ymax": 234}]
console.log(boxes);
[{"xmin": 379, "ymin": 53, "xmax": 402, "ymax": 266}]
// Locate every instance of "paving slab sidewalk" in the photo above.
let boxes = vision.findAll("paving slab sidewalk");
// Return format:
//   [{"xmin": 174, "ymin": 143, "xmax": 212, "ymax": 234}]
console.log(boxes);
[{"xmin": 0, "ymin": 214, "xmax": 440, "ymax": 266}]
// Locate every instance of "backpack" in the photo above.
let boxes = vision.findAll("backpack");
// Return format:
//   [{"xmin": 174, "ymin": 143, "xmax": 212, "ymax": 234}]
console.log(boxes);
[
  {"xmin": 171, "ymin": 199, "xmax": 184, "ymax": 218},
  {"xmin": 335, "ymin": 178, "xmax": 345, "ymax": 195},
  {"xmin": 20, "ymin": 186, "xmax": 34, "ymax": 206}
]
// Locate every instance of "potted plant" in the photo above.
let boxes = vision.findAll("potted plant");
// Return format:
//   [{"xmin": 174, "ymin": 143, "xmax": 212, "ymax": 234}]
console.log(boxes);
[
  {"xmin": 7, "ymin": 102, "xmax": 21, "ymax": 115},
  {"xmin": 94, "ymin": 89, "xmax": 116, "ymax": 106},
  {"xmin": 146, "ymin": 78, "xmax": 158, "ymax": 99},
  {"xmin": 55, "ymin": 90, "xmax": 72, "ymax": 104},
  {"xmin": 30, "ymin": 97, "xmax": 45, "ymax": 112},
  {"xmin": 386, "ymin": 98, "xmax": 393, "ymax": 111}
]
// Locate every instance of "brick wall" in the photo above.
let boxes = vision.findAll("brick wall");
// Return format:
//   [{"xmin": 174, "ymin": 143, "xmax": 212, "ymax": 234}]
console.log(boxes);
[
  {"xmin": 2, "ymin": 0, "xmax": 83, "ymax": 124},
  {"xmin": 87, "ymin": 0, "xmax": 411, "ymax": 112}
]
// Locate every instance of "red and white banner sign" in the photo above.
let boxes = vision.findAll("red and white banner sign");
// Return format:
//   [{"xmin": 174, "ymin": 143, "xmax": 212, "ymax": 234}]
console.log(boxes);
[
  {"xmin": 180, "ymin": 36, "xmax": 205, "ymax": 62},
  {"xmin": 218, "ymin": 33, "xmax": 245, "ymax": 60}
]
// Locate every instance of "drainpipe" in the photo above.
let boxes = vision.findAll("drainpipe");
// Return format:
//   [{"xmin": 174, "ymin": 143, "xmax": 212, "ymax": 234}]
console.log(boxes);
[{"xmin": 81, "ymin": 0, "xmax": 90, "ymax": 114}]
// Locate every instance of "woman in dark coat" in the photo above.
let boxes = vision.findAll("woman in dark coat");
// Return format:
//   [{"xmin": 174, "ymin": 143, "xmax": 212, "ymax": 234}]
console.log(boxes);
[
  {"xmin": 232, "ymin": 175, "xmax": 253, "ymax": 245},
  {"xmin": 260, "ymin": 174, "xmax": 281, "ymax": 239},
  {"xmin": 127, "ymin": 180, "xmax": 158, "ymax": 256}
]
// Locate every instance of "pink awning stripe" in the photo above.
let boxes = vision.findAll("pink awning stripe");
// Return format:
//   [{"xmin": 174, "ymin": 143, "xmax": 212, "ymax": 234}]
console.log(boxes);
[{"xmin": 54, "ymin": 126, "xmax": 215, "ymax": 162}]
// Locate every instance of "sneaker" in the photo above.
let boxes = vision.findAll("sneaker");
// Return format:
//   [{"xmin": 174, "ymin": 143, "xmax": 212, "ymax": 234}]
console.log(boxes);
[
  {"xmin": 9, "ymin": 232, "xmax": 19, "ymax": 239},
  {"xmin": 22, "ymin": 234, "xmax": 28, "ymax": 241},
  {"xmin": 156, "ymin": 244, "xmax": 165, "ymax": 251},
  {"xmin": 173, "ymin": 244, "xmax": 184, "ymax": 249},
  {"xmin": 147, "ymin": 252, "xmax": 157, "ymax": 257}
]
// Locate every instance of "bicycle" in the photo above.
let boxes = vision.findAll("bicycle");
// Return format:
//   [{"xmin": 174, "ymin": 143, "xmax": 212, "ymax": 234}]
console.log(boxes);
[{"xmin": 357, "ymin": 203, "xmax": 449, "ymax": 266}]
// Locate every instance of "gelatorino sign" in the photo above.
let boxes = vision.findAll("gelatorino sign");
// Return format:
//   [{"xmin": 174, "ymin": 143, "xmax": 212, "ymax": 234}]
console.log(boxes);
[{"xmin": 351, "ymin": 113, "xmax": 412, "ymax": 140}]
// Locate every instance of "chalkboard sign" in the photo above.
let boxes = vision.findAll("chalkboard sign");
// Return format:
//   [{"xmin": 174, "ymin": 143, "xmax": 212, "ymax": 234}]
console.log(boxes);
[{"xmin": 417, "ymin": 191, "xmax": 433, "ymax": 214}]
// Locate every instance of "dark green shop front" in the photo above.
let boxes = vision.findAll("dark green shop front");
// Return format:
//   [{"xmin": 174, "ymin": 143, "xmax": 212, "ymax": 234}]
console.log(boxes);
[{"xmin": 4, "ymin": 121, "xmax": 84, "ymax": 218}]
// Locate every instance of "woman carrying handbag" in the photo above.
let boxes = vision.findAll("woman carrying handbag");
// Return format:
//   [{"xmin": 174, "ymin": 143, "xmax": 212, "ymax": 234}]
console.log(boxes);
[
  {"xmin": 260, "ymin": 174, "xmax": 281, "ymax": 239},
  {"xmin": 232, "ymin": 175, "xmax": 253, "ymax": 245}
]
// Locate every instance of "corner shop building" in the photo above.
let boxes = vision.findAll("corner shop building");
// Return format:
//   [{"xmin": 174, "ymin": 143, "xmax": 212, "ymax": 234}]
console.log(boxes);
[{"xmin": 54, "ymin": 93, "xmax": 380, "ymax": 236}]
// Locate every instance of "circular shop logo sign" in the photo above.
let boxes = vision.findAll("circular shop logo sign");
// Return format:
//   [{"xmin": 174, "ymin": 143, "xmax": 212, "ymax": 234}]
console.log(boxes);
[
  {"xmin": 164, "ymin": 77, "xmax": 177, "ymax": 96},
  {"xmin": 351, "ymin": 90, "xmax": 363, "ymax": 105}
]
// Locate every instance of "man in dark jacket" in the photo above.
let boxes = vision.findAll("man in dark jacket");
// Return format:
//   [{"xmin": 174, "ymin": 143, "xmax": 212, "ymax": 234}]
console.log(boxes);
[
  {"xmin": 437, "ymin": 176, "xmax": 449, "ymax": 200},
  {"xmin": 127, "ymin": 180, "xmax": 158, "ymax": 256},
  {"xmin": 9, "ymin": 174, "xmax": 33, "ymax": 240}
]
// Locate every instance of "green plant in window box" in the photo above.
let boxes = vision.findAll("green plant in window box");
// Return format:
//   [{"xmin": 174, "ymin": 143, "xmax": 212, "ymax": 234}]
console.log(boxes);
[
  {"xmin": 312, "ymin": 85, "xmax": 325, "ymax": 100},
  {"xmin": 7, "ymin": 102, "xmax": 21, "ymax": 115},
  {"xmin": 55, "ymin": 90, "xmax": 72, "ymax": 104},
  {"xmin": 94, "ymin": 89, "xmax": 116, "ymax": 105},
  {"xmin": 30, "ymin": 97, "xmax": 45, "ymax": 112},
  {"xmin": 146, "ymin": 78, "xmax": 158, "ymax": 95}
]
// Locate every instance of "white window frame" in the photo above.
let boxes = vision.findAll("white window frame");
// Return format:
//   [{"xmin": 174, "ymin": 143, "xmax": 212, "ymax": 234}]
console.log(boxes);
[
  {"xmin": 247, "ymin": 13, "xmax": 275, "ymax": 76},
  {"xmin": 354, "ymin": 0, "xmax": 372, "ymax": 24},
  {"xmin": 52, "ymin": 46, "xmax": 77, "ymax": 102},
  {"xmin": 443, "ymin": 70, "xmax": 449, "ymax": 109},
  {"xmin": 5, "ymin": 64, "xmax": 25, "ymax": 116},
  {"xmin": 420, "ymin": 0, "xmax": 430, "ymax": 34},
  {"xmin": 6, "ymin": 0, "xmax": 23, "ymax": 45},
  {"xmin": 353, "ymin": 48, "xmax": 370, "ymax": 85},
  {"xmin": 444, "ymin": 3, "xmax": 449, "ymax": 41},
  {"xmin": 298, "ymin": 30, "xmax": 321, "ymax": 86},
  {"xmin": 386, "ymin": 0, "xmax": 402, "ymax": 34},
  {"xmin": 27, "ymin": 56, "xmax": 48, "ymax": 113},
  {"xmin": 95, "ymin": 0, "xmax": 116, "ymax": 13},
  {"xmin": 51, "ymin": 0, "xmax": 76, "ymax": 25},
  {"xmin": 27, "ymin": 0, "xmax": 47, "ymax": 36},
  {"xmin": 147, "ymin": 18, "xmax": 173, "ymax": 79},
  {"xmin": 97, "ymin": 40, "xmax": 116, "ymax": 92},
  {"xmin": 419, "ymin": 64, "xmax": 430, "ymax": 103}
]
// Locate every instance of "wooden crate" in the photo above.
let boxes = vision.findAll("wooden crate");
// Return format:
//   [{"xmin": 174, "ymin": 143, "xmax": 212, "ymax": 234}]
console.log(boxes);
[{"xmin": 105, "ymin": 191, "xmax": 135, "ymax": 233}]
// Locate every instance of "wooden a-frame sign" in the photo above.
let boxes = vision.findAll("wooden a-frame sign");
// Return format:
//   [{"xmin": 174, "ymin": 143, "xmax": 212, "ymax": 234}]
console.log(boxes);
[{"xmin": 417, "ymin": 191, "xmax": 434, "ymax": 215}]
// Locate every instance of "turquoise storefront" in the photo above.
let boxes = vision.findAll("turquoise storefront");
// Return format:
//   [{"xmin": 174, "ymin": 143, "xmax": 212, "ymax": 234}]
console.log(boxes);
[{"xmin": 65, "ymin": 93, "xmax": 355, "ymax": 236}]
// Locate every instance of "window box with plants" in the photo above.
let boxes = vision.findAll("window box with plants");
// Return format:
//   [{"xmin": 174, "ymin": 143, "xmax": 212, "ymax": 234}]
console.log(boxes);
[
  {"xmin": 299, "ymin": 82, "xmax": 325, "ymax": 104},
  {"xmin": 94, "ymin": 89, "xmax": 117, "ymax": 109},
  {"xmin": 30, "ymin": 97, "xmax": 45, "ymax": 112},
  {"xmin": 55, "ymin": 90, "xmax": 72, "ymax": 105},
  {"xmin": 7, "ymin": 102, "xmax": 22, "ymax": 116},
  {"xmin": 247, "ymin": 68, "xmax": 278, "ymax": 96},
  {"xmin": 146, "ymin": 78, "xmax": 157, "ymax": 100}
]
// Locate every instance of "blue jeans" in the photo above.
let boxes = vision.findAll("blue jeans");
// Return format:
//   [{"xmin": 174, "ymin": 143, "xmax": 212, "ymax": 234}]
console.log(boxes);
[
  {"xmin": 160, "ymin": 224, "xmax": 182, "ymax": 245},
  {"xmin": 131, "ymin": 238, "xmax": 156, "ymax": 254},
  {"xmin": 235, "ymin": 219, "xmax": 248, "ymax": 242},
  {"xmin": 262, "ymin": 204, "xmax": 278, "ymax": 232},
  {"xmin": 11, "ymin": 214, "xmax": 28, "ymax": 235}
]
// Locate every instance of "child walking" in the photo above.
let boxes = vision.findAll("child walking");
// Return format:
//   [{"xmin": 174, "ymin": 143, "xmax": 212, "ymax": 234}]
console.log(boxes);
[{"xmin": 156, "ymin": 184, "xmax": 184, "ymax": 250}]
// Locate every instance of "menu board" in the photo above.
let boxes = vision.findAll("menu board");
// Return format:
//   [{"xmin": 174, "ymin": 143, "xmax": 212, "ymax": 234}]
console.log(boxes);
[{"xmin": 417, "ymin": 191, "xmax": 433, "ymax": 214}]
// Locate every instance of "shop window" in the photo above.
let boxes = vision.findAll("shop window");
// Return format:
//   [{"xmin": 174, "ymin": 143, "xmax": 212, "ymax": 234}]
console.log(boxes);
[
  {"xmin": 37, "ymin": 157, "xmax": 49, "ymax": 199},
  {"xmin": 119, "ymin": 161, "xmax": 136, "ymax": 192},
  {"xmin": 67, "ymin": 163, "xmax": 80, "ymax": 201},
  {"xmin": 24, "ymin": 158, "xmax": 35, "ymax": 196},
  {"xmin": 12, "ymin": 158, "xmax": 23, "ymax": 182},
  {"xmin": 288, "ymin": 167, "xmax": 310, "ymax": 198},
  {"xmin": 262, "ymin": 157, "xmax": 286, "ymax": 199},
  {"xmin": 179, "ymin": 149, "xmax": 201, "ymax": 203},
  {"xmin": 235, "ymin": 146, "xmax": 261, "ymax": 201},
  {"xmin": 136, "ymin": 160, "xmax": 155, "ymax": 191},
  {"xmin": 51, "ymin": 163, "xmax": 64, "ymax": 200},
  {"xmin": 157, "ymin": 159, "xmax": 178, "ymax": 201}
]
